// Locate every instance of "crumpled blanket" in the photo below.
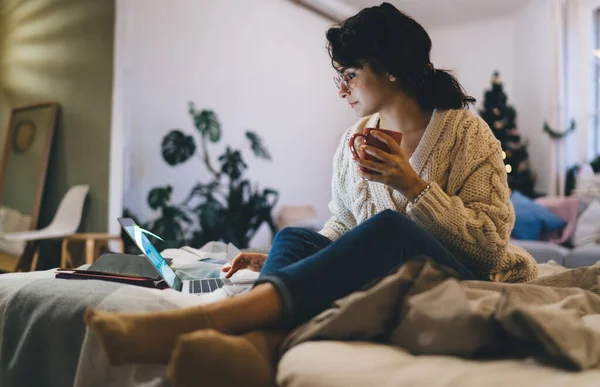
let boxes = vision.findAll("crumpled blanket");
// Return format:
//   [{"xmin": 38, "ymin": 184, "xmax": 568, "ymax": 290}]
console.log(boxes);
[
  {"xmin": 280, "ymin": 258, "xmax": 600, "ymax": 371},
  {"xmin": 0, "ymin": 243, "xmax": 243, "ymax": 387}
]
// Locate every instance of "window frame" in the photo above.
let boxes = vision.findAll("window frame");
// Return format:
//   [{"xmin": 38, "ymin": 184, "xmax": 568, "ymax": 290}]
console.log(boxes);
[{"xmin": 594, "ymin": 8, "xmax": 600, "ymax": 155}]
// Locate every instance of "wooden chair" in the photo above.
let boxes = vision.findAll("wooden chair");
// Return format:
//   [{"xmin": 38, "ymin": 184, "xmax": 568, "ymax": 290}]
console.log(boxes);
[
  {"xmin": 0, "ymin": 185, "xmax": 90, "ymax": 271},
  {"xmin": 61, "ymin": 233, "xmax": 124, "ymax": 268}
]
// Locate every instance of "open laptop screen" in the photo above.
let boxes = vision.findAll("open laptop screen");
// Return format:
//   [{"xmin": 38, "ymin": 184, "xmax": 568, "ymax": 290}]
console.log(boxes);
[{"xmin": 118, "ymin": 218, "xmax": 179, "ymax": 289}]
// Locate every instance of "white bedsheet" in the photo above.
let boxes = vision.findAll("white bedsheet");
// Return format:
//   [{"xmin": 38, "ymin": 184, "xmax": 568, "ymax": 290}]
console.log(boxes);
[{"xmin": 278, "ymin": 341, "xmax": 600, "ymax": 387}]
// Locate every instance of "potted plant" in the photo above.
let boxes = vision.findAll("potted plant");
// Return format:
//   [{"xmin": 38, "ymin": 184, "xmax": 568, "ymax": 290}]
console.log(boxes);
[{"xmin": 125, "ymin": 102, "xmax": 278, "ymax": 250}]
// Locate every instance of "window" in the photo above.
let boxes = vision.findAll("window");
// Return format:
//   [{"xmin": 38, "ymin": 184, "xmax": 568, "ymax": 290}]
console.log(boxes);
[{"xmin": 594, "ymin": 8, "xmax": 600, "ymax": 155}]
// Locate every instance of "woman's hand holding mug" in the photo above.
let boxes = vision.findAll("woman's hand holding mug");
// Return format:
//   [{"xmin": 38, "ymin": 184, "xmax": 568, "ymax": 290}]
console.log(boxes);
[{"xmin": 349, "ymin": 128, "xmax": 428, "ymax": 201}]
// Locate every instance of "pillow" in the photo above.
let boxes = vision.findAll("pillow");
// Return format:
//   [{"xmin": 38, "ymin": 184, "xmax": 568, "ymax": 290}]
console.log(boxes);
[
  {"xmin": 572, "ymin": 200, "xmax": 600, "ymax": 247},
  {"xmin": 0, "ymin": 205, "xmax": 31, "ymax": 256},
  {"xmin": 0, "ymin": 205, "xmax": 31, "ymax": 233},
  {"xmin": 534, "ymin": 196, "xmax": 580, "ymax": 244},
  {"xmin": 510, "ymin": 191, "xmax": 566, "ymax": 240},
  {"xmin": 573, "ymin": 172, "xmax": 600, "ymax": 205}
]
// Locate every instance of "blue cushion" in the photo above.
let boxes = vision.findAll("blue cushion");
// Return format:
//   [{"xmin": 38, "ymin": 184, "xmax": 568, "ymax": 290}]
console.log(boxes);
[{"xmin": 510, "ymin": 191, "xmax": 566, "ymax": 240}]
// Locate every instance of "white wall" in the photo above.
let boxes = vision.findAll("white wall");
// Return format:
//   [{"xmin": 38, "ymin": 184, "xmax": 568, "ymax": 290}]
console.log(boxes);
[
  {"xmin": 428, "ymin": 0, "xmax": 599, "ymax": 196},
  {"xmin": 114, "ymin": 0, "xmax": 589, "ymax": 248},
  {"xmin": 428, "ymin": 4, "xmax": 558, "ymax": 195},
  {"xmin": 512, "ymin": 0, "xmax": 554, "ymax": 195},
  {"xmin": 428, "ymin": 16, "xmax": 516, "ymax": 113},
  {"xmin": 117, "ymin": 0, "xmax": 356, "ymax": 247}
]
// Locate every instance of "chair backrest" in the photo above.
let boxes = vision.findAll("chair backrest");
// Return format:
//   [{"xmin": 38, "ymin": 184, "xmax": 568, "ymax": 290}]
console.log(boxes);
[{"xmin": 46, "ymin": 185, "xmax": 90, "ymax": 233}]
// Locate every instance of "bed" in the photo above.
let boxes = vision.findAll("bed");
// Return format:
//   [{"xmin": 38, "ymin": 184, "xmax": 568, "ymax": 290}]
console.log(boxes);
[
  {"xmin": 0, "ymin": 252, "xmax": 599, "ymax": 387},
  {"xmin": 277, "ymin": 260, "xmax": 600, "ymax": 387}
]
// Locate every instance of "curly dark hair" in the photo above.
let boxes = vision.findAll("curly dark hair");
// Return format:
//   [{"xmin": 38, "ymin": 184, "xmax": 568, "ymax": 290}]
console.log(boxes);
[{"xmin": 326, "ymin": 2, "xmax": 475, "ymax": 110}]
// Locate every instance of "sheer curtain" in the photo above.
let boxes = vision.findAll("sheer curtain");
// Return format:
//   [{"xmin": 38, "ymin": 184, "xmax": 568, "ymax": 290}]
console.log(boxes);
[
  {"xmin": 563, "ymin": 0, "xmax": 600, "ymax": 195},
  {"xmin": 547, "ymin": 0, "xmax": 568, "ymax": 196}
]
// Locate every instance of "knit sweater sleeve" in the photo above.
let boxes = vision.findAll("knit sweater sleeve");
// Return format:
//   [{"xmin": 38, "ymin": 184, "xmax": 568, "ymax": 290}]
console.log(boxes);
[
  {"xmin": 406, "ymin": 118, "xmax": 515, "ymax": 276},
  {"xmin": 318, "ymin": 129, "xmax": 357, "ymax": 241}
]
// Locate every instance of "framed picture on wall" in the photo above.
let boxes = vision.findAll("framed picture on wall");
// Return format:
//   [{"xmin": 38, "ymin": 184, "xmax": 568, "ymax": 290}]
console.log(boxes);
[{"xmin": 0, "ymin": 102, "xmax": 59, "ymax": 272}]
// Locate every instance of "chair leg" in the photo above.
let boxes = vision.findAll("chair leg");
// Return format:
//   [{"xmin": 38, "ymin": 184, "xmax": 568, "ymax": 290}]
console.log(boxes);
[
  {"xmin": 85, "ymin": 238, "xmax": 95, "ymax": 265},
  {"xmin": 29, "ymin": 246, "xmax": 40, "ymax": 272},
  {"xmin": 61, "ymin": 239, "xmax": 72, "ymax": 268},
  {"xmin": 93, "ymin": 241, "xmax": 104, "ymax": 261},
  {"xmin": 15, "ymin": 241, "xmax": 36, "ymax": 272}
]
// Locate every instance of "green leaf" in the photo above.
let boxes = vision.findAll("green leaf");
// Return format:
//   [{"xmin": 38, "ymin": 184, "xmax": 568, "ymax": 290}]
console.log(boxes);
[
  {"xmin": 190, "ymin": 106, "xmax": 221, "ymax": 143},
  {"xmin": 146, "ymin": 103, "xmax": 280, "ymax": 250},
  {"xmin": 262, "ymin": 188, "xmax": 278, "ymax": 196},
  {"xmin": 147, "ymin": 186, "xmax": 172, "ymax": 210},
  {"xmin": 171, "ymin": 206, "xmax": 193, "ymax": 224},
  {"xmin": 184, "ymin": 181, "xmax": 221, "ymax": 204},
  {"xmin": 258, "ymin": 188, "xmax": 279, "ymax": 211},
  {"xmin": 161, "ymin": 130, "xmax": 196, "ymax": 165},
  {"xmin": 188, "ymin": 230, "xmax": 208, "ymax": 248},
  {"xmin": 219, "ymin": 147, "xmax": 247, "ymax": 180},
  {"xmin": 226, "ymin": 179, "xmax": 250, "ymax": 211},
  {"xmin": 148, "ymin": 212, "xmax": 184, "ymax": 246},
  {"xmin": 245, "ymin": 131, "xmax": 272, "ymax": 160},
  {"xmin": 198, "ymin": 202, "xmax": 222, "ymax": 231}
]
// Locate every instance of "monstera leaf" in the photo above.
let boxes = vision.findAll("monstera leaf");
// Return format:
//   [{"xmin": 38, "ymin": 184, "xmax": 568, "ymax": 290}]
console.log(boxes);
[
  {"xmin": 148, "ymin": 186, "xmax": 172, "ymax": 210},
  {"xmin": 245, "ymin": 131, "xmax": 271, "ymax": 160},
  {"xmin": 161, "ymin": 130, "xmax": 196, "ymax": 165},
  {"xmin": 189, "ymin": 102, "xmax": 221, "ymax": 142},
  {"xmin": 219, "ymin": 147, "xmax": 247, "ymax": 180}
]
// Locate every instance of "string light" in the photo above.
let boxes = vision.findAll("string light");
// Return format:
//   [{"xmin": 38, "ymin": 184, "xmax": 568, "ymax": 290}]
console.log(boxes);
[
  {"xmin": 502, "ymin": 151, "xmax": 506, "ymax": 160},
  {"xmin": 506, "ymin": 164, "xmax": 512, "ymax": 174}
]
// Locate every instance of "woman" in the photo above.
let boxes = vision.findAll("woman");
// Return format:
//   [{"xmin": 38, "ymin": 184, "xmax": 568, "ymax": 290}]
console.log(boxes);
[{"xmin": 86, "ymin": 3, "xmax": 537, "ymax": 386}]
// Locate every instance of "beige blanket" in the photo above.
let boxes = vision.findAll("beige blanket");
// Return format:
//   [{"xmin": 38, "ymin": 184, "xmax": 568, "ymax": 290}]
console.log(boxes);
[{"xmin": 280, "ymin": 258, "xmax": 600, "ymax": 371}]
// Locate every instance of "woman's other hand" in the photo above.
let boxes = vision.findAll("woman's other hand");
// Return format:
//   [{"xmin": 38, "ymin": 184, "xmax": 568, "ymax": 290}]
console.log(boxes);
[{"xmin": 221, "ymin": 252, "xmax": 268, "ymax": 278}]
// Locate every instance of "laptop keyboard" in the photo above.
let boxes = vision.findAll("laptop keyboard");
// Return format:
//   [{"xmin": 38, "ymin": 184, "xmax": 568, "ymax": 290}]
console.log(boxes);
[{"xmin": 189, "ymin": 278, "xmax": 225, "ymax": 293}]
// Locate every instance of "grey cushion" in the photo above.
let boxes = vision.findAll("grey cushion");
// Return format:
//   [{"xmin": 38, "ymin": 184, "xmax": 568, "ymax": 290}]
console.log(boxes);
[
  {"xmin": 510, "ymin": 239, "xmax": 569, "ymax": 265},
  {"xmin": 565, "ymin": 245, "xmax": 600, "ymax": 268}
]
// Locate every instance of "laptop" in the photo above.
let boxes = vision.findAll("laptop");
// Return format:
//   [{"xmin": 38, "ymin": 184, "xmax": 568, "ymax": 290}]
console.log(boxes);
[{"xmin": 118, "ymin": 217, "xmax": 255, "ymax": 294}]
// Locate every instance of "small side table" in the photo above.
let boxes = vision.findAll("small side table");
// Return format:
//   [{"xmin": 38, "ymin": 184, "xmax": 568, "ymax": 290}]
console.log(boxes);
[{"xmin": 61, "ymin": 233, "xmax": 124, "ymax": 268}]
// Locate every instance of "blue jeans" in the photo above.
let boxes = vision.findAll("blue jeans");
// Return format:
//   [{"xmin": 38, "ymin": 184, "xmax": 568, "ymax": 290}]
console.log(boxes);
[{"xmin": 256, "ymin": 210, "xmax": 480, "ymax": 325}]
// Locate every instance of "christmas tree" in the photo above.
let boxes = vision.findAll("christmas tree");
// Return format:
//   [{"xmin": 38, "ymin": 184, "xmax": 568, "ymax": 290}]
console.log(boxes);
[{"xmin": 480, "ymin": 72, "xmax": 535, "ymax": 197}]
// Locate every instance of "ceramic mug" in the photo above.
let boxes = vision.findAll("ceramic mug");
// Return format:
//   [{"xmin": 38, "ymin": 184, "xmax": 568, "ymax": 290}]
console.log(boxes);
[{"xmin": 349, "ymin": 127, "xmax": 403, "ymax": 173}]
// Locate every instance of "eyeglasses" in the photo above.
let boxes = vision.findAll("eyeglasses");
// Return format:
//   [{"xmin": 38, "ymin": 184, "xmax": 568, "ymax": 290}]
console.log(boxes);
[{"xmin": 333, "ymin": 62, "xmax": 370, "ymax": 90}]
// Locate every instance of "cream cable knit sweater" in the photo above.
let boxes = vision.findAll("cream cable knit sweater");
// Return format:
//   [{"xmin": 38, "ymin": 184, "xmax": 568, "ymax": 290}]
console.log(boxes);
[{"xmin": 318, "ymin": 109, "xmax": 538, "ymax": 283}]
